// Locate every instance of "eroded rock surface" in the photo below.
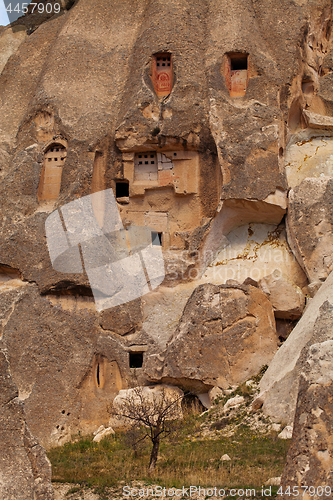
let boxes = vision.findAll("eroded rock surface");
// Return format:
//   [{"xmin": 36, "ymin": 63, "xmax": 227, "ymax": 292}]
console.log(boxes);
[
  {"xmin": 260, "ymin": 275, "xmax": 333, "ymax": 425},
  {"xmin": 0, "ymin": 347, "xmax": 54, "ymax": 499},
  {"xmin": 287, "ymin": 177, "xmax": 333, "ymax": 284},
  {"xmin": 0, "ymin": 281, "xmax": 162, "ymax": 449},
  {"xmin": 259, "ymin": 269, "xmax": 305, "ymax": 320},
  {"xmin": 146, "ymin": 283, "xmax": 278, "ymax": 391},
  {"xmin": 280, "ymin": 336, "xmax": 333, "ymax": 497}
]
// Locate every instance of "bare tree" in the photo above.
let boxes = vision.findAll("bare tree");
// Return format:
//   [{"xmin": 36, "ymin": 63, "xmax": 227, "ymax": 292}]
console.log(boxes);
[{"xmin": 109, "ymin": 385, "xmax": 184, "ymax": 472}]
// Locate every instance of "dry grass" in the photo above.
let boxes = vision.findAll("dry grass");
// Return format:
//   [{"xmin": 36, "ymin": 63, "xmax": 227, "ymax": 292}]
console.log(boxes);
[{"xmin": 48, "ymin": 416, "xmax": 290, "ymax": 491}]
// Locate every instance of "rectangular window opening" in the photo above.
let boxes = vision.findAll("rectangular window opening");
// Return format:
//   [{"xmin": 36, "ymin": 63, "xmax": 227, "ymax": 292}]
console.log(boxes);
[
  {"xmin": 230, "ymin": 55, "xmax": 248, "ymax": 71},
  {"xmin": 129, "ymin": 352, "xmax": 143, "ymax": 368},
  {"xmin": 116, "ymin": 181, "xmax": 129, "ymax": 198},
  {"xmin": 226, "ymin": 53, "xmax": 249, "ymax": 97},
  {"xmin": 134, "ymin": 152, "xmax": 158, "ymax": 181},
  {"xmin": 152, "ymin": 52, "xmax": 173, "ymax": 98},
  {"xmin": 151, "ymin": 231, "xmax": 162, "ymax": 246}
]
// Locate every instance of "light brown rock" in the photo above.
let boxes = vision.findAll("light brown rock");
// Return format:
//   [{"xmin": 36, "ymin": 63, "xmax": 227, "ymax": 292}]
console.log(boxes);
[
  {"xmin": 260, "ymin": 271, "xmax": 333, "ymax": 425},
  {"xmin": 280, "ymin": 337, "xmax": 333, "ymax": 498},
  {"xmin": 0, "ymin": 282, "xmax": 161, "ymax": 449},
  {"xmin": 146, "ymin": 283, "xmax": 278, "ymax": 392},
  {"xmin": 286, "ymin": 177, "xmax": 333, "ymax": 284},
  {"xmin": 278, "ymin": 426, "xmax": 293, "ymax": 440},
  {"xmin": 259, "ymin": 269, "xmax": 305, "ymax": 320},
  {"xmin": 92, "ymin": 426, "xmax": 115, "ymax": 443},
  {"xmin": 0, "ymin": 347, "xmax": 54, "ymax": 500},
  {"xmin": 0, "ymin": 26, "xmax": 27, "ymax": 74}
]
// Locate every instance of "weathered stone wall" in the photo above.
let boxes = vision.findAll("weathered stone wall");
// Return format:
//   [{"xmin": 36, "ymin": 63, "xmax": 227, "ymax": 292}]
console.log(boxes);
[
  {"xmin": 280, "ymin": 306, "xmax": 333, "ymax": 497},
  {"xmin": 0, "ymin": 346, "xmax": 54, "ymax": 499},
  {"xmin": 2, "ymin": 0, "xmax": 333, "ymax": 490}
]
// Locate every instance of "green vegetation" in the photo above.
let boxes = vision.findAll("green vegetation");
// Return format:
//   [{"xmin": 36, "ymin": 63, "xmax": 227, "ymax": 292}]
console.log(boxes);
[{"xmin": 48, "ymin": 415, "xmax": 290, "ymax": 493}]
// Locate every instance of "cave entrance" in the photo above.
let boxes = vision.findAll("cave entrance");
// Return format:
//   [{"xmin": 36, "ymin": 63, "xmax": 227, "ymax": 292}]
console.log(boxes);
[
  {"xmin": 129, "ymin": 352, "xmax": 144, "ymax": 368},
  {"xmin": 115, "ymin": 180, "xmax": 129, "ymax": 201},
  {"xmin": 225, "ymin": 53, "xmax": 249, "ymax": 97}
]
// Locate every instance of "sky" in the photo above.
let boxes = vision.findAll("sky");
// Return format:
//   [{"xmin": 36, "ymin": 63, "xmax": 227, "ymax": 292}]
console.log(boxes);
[
  {"xmin": 0, "ymin": 1, "xmax": 34, "ymax": 27},
  {"xmin": 0, "ymin": 1, "xmax": 9, "ymax": 26}
]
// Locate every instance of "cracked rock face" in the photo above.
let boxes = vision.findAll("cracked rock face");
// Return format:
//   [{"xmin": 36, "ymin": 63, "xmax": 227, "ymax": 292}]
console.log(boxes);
[
  {"xmin": 280, "ymin": 331, "xmax": 333, "ymax": 496},
  {"xmin": 0, "ymin": 282, "xmax": 162, "ymax": 449},
  {"xmin": 2, "ymin": 0, "xmax": 333, "ymax": 490},
  {"xmin": 259, "ymin": 270, "xmax": 305, "ymax": 320},
  {"xmin": 260, "ymin": 279, "xmax": 333, "ymax": 425},
  {"xmin": 0, "ymin": 347, "xmax": 54, "ymax": 500},
  {"xmin": 287, "ymin": 177, "xmax": 333, "ymax": 284},
  {"xmin": 145, "ymin": 283, "xmax": 278, "ymax": 392}
]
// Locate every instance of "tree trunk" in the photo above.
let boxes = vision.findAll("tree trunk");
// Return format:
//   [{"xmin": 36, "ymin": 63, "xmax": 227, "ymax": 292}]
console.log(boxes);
[{"xmin": 148, "ymin": 436, "xmax": 160, "ymax": 472}]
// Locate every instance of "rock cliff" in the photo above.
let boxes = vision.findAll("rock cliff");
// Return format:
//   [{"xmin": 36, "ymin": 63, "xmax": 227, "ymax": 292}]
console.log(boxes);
[{"xmin": 1, "ymin": 0, "xmax": 333, "ymax": 490}]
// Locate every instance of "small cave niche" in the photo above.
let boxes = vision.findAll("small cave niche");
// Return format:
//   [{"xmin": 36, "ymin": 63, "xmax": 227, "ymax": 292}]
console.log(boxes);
[
  {"xmin": 151, "ymin": 231, "xmax": 162, "ymax": 246},
  {"xmin": 302, "ymin": 78, "xmax": 315, "ymax": 97},
  {"xmin": 115, "ymin": 180, "xmax": 129, "ymax": 202},
  {"xmin": 134, "ymin": 152, "xmax": 158, "ymax": 181},
  {"xmin": 151, "ymin": 52, "xmax": 173, "ymax": 98},
  {"xmin": 129, "ymin": 351, "xmax": 144, "ymax": 369},
  {"xmin": 276, "ymin": 318, "xmax": 297, "ymax": 344},
  {"xmin": 288, "ymin": 98, "xmax": 306, "ymax": 132},
  {"xmin": 181, "ymin": 393, "xmax": 205, "ymax": 414},
  {"xmin": 94, "ymin": 354, "xmax": 106, "ymax": 389},
  {"xmin": 37, "ymin": 141, "xmax": 67, "ymax": 202},
  {"xmin": 225, "ymin": 52, "xmax": 249, "ymax": 97}
]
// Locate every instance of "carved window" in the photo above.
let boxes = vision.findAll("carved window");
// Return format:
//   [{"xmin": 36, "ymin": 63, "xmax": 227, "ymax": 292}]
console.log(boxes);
[
  {"xmin": 37, "ymin": 143, "xmax": 67, "ymax": 201},
  {"xmin": 152, "ymin": 53, "xmax": 173, "ymax": 98},
  {"xmin": 94, "ymin": 354, "xmax": 106, "ymax": 389},
  {"xmin": 225, "ymin": 53, "xmax": 248, "ymax": 97},
  {"xmin": 134, "ymin": 152, "xmax": 158, "ymax": 181},
  {"xmin": 129, "ymin": 352, "xmax": 143, "ymax": 368},
  {"xmin": 115, "ymin": 181, "xmax": 129, "ymax": 199},
  {"xmin": 151, "ymin": 231, "xmax": 162, "ymax": 246}
]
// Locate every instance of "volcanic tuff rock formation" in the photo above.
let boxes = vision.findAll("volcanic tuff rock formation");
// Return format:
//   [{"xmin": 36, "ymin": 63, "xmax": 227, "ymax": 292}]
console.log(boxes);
[
  {"xmin": 260, "ymin": 273, "xmax": 333, "ymax": 425},
  {"xmin": 0, "ymin": 280, "xmax": 167, "ymax": 449},
  {"xmin": 0, "ymin": 347, "xmax": 54, "ymax": 499},
  {"xmin": 146, "ymin": 282, "xmax": 278, "ymax": 392},
  {"xmin": 258, "ymin": 270, "xmax": 305, "ymax": 320},
  {"xmin": 280, "ymin": 327, "xmax": 333, "ymax": 496},
  {"xmin": 2, "ymin": 0, "xmax": 333, "ymax": 490},
  {"xmin": 287, "ymin": 177, "xmax": 333, "ymax": 284}
]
